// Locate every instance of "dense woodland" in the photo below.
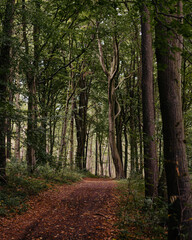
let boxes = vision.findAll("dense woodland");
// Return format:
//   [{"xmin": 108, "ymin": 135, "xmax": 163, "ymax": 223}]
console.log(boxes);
[{"xmin": 0, "ymin": 0, "xmax": 192, "ymax": 239}]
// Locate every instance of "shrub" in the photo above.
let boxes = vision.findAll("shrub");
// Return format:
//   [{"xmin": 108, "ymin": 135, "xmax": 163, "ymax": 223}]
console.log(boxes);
[{"xmin": 116, "ymin": 177, "xmax": 167, "ymax": 240}]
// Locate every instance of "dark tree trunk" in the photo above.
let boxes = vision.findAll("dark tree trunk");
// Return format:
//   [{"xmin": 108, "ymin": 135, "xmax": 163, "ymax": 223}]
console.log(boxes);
[
  {"xmin": 75, "ymin": 72, "xmax": 90, "ymax": 170},
  {"xmin": 69, "ymin": 97, "xmax": 74, "ymax": 170},
  {"xmin": 108, "ymin": 77, "xmax": 124, "ymax": 178},
  {"xmin": 59, "ymin": 90, "xmax": 70, "ymax": 160},
  {"xmin": 99, "ymin": 141, "xmax": 103, "ymax": 176},
  {"xmin": 115, "ymin": 93, "xmax": 123, "ymax": 163},
  {"xmin": 124, "ymin": 126, "xmax": 128, "ymax": 178},
  {"xmin": 14, "ymin": 81, "xmax": 21, "ymax": 161},
  {"xmin": 39, "ymin": 102, "xmax": 47, "ymax": 164},
  {"xmin": 6, "ymin": 79, "xmax": 13, "ymax": 159},
  {"xmin": 129, "ymin": 51, "xmax": 137, "ymax": 175},
  {"xmin": 141, "ymin": 4, "xmax": 158, "ymax": 199},
  {"xmin": 22, "ymin": 0, "xmax": 37, "ymax": 173},
  {"xmin": 108, "ymin": 143, "xmax": 111, "ymax": 178},
  {"xmin": 0, "ymin": 0, "xmax": 14, "ymax": 183},
  {"xmin": 95, "ymin": 134, "xmax": 98, "ymax": 176},
  {"xmin": 84, "ymin": 128, "xmax": 90, "ymax": 169},
  {"xmin": 129, "ymin": 112, "xmax": 135, "ymax": 174},
  {"xmin": 26, "ymin": 77, "xmax": 37, "ymax": 173},
  {"xmin": 155, "ymin": 1, "xmax": 192, "ymax": 238}
]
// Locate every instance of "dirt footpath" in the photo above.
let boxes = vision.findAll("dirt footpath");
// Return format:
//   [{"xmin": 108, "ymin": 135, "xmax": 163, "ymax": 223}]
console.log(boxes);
[{"xmin": 0, "ymin": 178, "xmax": 118, "ymax": 240}]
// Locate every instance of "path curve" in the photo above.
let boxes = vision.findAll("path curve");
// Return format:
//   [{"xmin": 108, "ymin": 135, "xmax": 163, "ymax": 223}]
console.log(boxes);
[{"xmin": 0, "ymin": 178, "xmax": 118, "ymax": 240}]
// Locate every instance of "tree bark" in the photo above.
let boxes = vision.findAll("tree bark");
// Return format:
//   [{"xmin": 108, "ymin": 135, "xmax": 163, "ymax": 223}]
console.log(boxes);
[
  {"xmin": 155, "ymin": 1, "xmax": 192, "ymax": 238},
  {"xmin": 97, "ymin": 34, "xmax": 124, "ymax": 178},
  {"xmin": 0, "ymin": 0, "xmax": 14, "ymax": 183},
  {"xmin": 22, "ymin": 0, "xmax": 38, "ymax": 173},
  {"xmin": 95, "ymin": 134, "xmax": 98, "ymax": 176},
  {"xmin": 14, "ymin": 77, "xmax": 21, "ymax": 161},
  {"xmin": 6, "ymin": 71, "xmax": 13, "ymax": 159},
  {"xmin": 108, "ymin": 143, "xmax": 112, "ymax": 177},
  {"xmin": 59, "ymin": 88, "xmax": 70, "ymax": 160},
  {"xmin": 124, "ymin": 126, "xmax": 128, "ymax": 178},
  {"xmin": 141, "ymin": 4, "xmax": 158, "ymax": 199},
  {"xmin": 99, "ymin": 141, "xmax": 103, "ymax": 176},
  {"xmin": 74, "ymin": 69, "xmax": 91, "ymax": 170},
  {"xmin": 108, "ymin": 76, "xmax": 124, "ymax": 178},
  {"xmin": 69, "ymin": 96, "xmax": 74, "ymax": 170}
]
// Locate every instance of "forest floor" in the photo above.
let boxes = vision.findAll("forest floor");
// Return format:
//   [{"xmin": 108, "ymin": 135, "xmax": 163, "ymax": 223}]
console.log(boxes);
[{"xmin": 0, "ymin": 178, "xmax": 118, "ymax": 240}]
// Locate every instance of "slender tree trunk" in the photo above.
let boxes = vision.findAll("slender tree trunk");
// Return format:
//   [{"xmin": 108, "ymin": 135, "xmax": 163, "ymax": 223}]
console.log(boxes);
[
  {"xmin": 26, "ymin": 77, "xmax": 37, "ymax": 173},
  {"xmin": 99, "ymin": 141, "xmax": 103, "ymax": 176},
  {"xmin": 129, "ymin": 54, "xmax": 136, "ymax": 175},
  {"xmin": 155, "ymin": 1, "xmax": 192, "ymax": 238},
  {"xmin": 115, "ymin": 93, "xmax": 123, "ymax": 163},
  {"xmin": 75, "ymin": 72, "xmax": 90, "ymax": 170},
  {"xmin": 95, "ymin": 134, "xmax": 98, "ymax": 176},
  {"xmin": 59, "ymin": 87, "xmax": 71, "ymax": 159},
  {"xmin": 141, "ymin": 4, "xmax": 158, "ymax": 199},
  {"xmin": 108, "ymin": 77, "xmax": 124, "ymax": 178},
  {"xmin": 129, "ymin": 117, "xmax": 135, "ymax": 174},
  {"xmin": 39, "ymin": 103, "xmax": 47, "ymax": 164},
  {"xmin": 0, "ymin": 0, "xmax": 14, "ymax": 183},
  {"xmin": 108, "ymin": 143, "xmax": 112, "ymax": 178},
  {"xmin": 49, "ymin": 98, "xmax": 57, "ymax": 157},
  {"xmin": 6, "ymin": 74, "xmax": 13, "ymax": 159},
  {"xmin": 137, "ymin": 51, "xmax": 143, "ymax": 174},
  {"xmin": 97, "ymin": 34, "xmax": 124, "ymax": 178},
  {"xmin": 69, "ymin": 97, "xmax": 74, "ymax": 170},
  {"xmin": 84, "ymin": 129, "xmax": 90, "ymax": 169},
  {"xmin": 124, "ymin": 126, "xmax": 128, "ymax": 178},
  {"xmin": 22, "ymin": 0, "xmax": 37, "ymax": 173},
  {"xmin": 14, "ymin": 77, "xmax": 20, "ymax": 161}
]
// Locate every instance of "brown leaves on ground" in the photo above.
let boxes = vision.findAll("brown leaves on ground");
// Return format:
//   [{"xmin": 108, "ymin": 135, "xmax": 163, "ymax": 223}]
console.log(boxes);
[{"xmin": 0, "ymin": 178, "xmax": 118, "ymax": 240}]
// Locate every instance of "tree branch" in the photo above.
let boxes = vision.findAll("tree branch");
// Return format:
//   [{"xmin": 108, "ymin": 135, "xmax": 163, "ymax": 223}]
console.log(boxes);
[
  {"xmin": 110, "ymin": 35, "xmax": 119, "ymax": 79},
  {"xmin": 97, "ymin": 37, "xmax": 109, "ymax": 77},
  {"xmin": 115, "ymin": 98, "xmax": 121, "ymax": 120}
]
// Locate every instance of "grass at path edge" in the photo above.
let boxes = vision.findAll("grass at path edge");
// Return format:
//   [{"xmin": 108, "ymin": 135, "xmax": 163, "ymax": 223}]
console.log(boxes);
[{"xmin": 0, "ymin": 162, "xmax": 96, "ymax": 217}]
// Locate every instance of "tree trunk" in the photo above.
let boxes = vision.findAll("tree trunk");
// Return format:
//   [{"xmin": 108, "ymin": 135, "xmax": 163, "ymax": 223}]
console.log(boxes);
[
  {"xmin": 84, "ymin": 129, "xmax": 90, "ymax": 169},
  {"xmin": 14, "ymin": 77, "xmax": 21, "ymax": 161},
  {"xmin": 97, "ymin": 34, "xmax": 124, "ymax": 178},
  {"xmin": 6, "ymin": 75, "xmax": 13, "ymax": 159},
  {"xmin": 87, "ymin": 134, "xmax": 93, "ymax": 172},
  {"xmin": 0, "ymin": 0, "xmax": 14, "ymax": 183},
  {"xmin": 26, "ymin": 77, "xmax": 37, "ymax": 173},
  {"xmin": 108, "ymin": 77, "xmax": 124, "ymax": 178},
  {"xmin": 115, "ymin": 93, "xmax": 123, "ymax": 163},
  {"xmin": 141, "ymin": 4, "xmax": 158, "ymax": 199},
  {"xmin": 69, "ymin": 97, "xmax": 74, "ymax": 170},
  {"xmin": 124, "ymin": 127, "xmax": 128, "ymax": 178},
  {"xmin": 129, "ymin": 113, "xmax": 135, "ymax": 174},
  {"xmin": 95, "ymin": 134, "xmax": 98, "ymax": 176},
  {"xmin": 24, "ymin": 0, "xmax": 41, "ymax": 173},
  {"xmin": 99, "ymin": 141, "xmax": 103, "ymax": 176},
  {"xmin": 155, "ymin": 1, "xmax": 192, "ymax": 238},
  {"xmin": 108, "ymin": 143, "xmax": 112, "ymax": 178},
  {"xmin": 75, "ymin": 71, "xmax": 90, "ymax": 170},
  {"xmin": 59, "ymin": 84, "xmax": 73, "ymax": 160}
]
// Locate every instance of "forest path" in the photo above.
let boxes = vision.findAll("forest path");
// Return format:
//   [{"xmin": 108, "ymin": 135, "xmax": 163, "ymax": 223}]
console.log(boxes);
[{"xmin": 0, "ymin": 178, "xmax": 118, "ymax": 240}]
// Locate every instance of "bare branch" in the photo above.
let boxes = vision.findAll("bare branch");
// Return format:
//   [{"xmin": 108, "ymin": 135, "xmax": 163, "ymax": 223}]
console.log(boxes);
[
  {"xmin": 115, "ymin": 98, "xmax": 121, "ymax": 120},
  {"xmin": 110, "ymin": 35, "xmax": 119, "ymax": 79},
  {"xmin": 97, "ymin": 37, "xmax": 109, "ymax": 77}
]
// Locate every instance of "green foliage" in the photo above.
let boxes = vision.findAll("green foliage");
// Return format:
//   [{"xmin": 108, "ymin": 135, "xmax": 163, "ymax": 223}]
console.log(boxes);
[
  {"xmin": 34, "ymin": 164, "xmax": 83, "ymax": 184},
  {"xmin": 0, "ymin": 162, "xmax": 94, "ymax": 217},
  {"xmin": 116, "ymin": 177, "xmax": 167, "ymax": 239},
  {"xmin": 0, "ymin": 174, "xmax": 47, "ymax": 216}
]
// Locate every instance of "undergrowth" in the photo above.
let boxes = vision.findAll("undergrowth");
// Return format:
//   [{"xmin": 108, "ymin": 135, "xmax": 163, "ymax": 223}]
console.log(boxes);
[
  {"xmin": 0, "ymin": 161, "xmax": 93, "ymax": 217},
  {"xmin": 116, "ymin": 177, "xmax": 167, "ymax": 240}
]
